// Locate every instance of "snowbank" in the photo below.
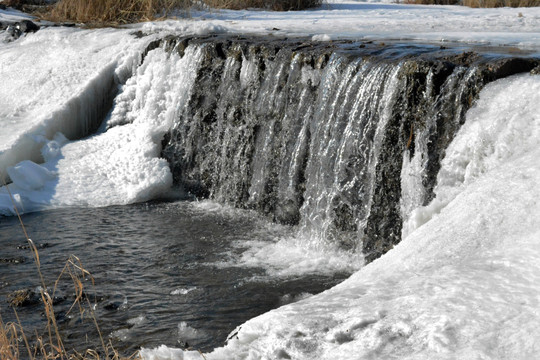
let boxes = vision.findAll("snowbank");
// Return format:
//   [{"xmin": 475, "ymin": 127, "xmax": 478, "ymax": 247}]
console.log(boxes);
[
  {"xmin": 144, "ymin": 1, "xmax": 540, "ymax": 51},
  {"xmin": 0, "ymin": 43, "xmax": 206, "ymax": 215},
  {"xmin": 0, "ymin": 26, "xmax": 150, "ymax": 181}
]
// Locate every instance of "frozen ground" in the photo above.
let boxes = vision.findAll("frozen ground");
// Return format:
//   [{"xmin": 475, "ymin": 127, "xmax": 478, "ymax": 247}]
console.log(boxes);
[
  {"xmin": 150, "ymin": 0, "xmax": 540, "ymax": 50},
  {"xmin": 1, "ymin": 1, "xmax": 539, "ymax": 359}
]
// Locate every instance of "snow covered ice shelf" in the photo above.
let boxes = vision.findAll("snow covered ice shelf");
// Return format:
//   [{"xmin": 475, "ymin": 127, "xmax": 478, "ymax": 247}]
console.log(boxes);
[
  {"xmin": 141, "ymin": 74, "xmax": 540, "ymax": 359},
  {"xmin": 0, "ymin": 24, "xmax": 151, "ymax": 183},
  {"xmin": 0, "ymin": 40, "xmax": 206, "ymax": 214},
  {"xmin": 146, "ymin": 0, "xmax": 540, "ymax": 51}
]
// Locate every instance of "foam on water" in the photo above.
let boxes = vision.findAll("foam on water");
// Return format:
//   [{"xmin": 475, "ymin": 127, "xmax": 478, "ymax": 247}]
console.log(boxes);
[
  {"xmin": 229, "ymin": 233, "xmax": 364, "ymax": 277},
  {"xmin": 142, "ymin": 74, "xmax": 540, "ymax": 360}
]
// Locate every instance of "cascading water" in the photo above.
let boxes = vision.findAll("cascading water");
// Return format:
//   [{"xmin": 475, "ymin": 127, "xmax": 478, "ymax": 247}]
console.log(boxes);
[{"xmin": 156, "ymin": 37, "xmax": 538, "ymax": 262}]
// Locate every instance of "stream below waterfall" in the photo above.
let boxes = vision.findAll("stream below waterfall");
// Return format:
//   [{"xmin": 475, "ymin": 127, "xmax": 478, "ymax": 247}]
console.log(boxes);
[{"xmin": 0, "ymin": 198, "xmax": 351, "ymax": 354}]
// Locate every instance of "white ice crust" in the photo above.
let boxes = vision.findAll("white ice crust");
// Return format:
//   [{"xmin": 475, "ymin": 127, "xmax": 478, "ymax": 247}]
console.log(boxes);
[{"xmin": 145, "ymin": 1, "xmax": 540, "ymax": 51}]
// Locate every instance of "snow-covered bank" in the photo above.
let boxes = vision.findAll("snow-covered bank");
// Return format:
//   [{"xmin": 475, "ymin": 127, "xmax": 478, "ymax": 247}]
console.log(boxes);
[
  {"xmin": 0, "ymin": 41, "xmax": 205, "ymax": 214},
  {"xmin": 142, "ymin": 73, "xmax": 540, "ymax": 359},
  {"xmin": 145, "ymin": 1, "xmax": 540, "ymax": 51},
  {"xmin": 0, "ymin": 25, "xmax": 151, "ymax": 181}
]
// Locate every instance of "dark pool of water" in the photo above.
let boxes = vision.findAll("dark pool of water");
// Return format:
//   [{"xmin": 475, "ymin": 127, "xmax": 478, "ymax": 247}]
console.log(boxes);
[{"xmin": 0, "ymin": 200, "xmax": 349, "ymax": 355}]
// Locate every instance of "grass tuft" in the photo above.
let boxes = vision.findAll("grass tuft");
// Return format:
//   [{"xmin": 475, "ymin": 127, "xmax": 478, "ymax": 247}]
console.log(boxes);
[
  {"xmin": 405, "ymin": 0, "xmax": 540, "ymax": 6},
  {"xmin": 44, "ymin": 0, "xmax": 191, "ymax": 25},
  {"xmin": 202, "ymin": 0, "xmax": 323, "ymax": 11}
]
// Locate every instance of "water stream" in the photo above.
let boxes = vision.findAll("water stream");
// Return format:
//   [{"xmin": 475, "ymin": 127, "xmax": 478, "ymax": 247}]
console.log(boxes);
[{"xmin": 0, "ymin": 199, "xmax": 349, "ymax": 353}]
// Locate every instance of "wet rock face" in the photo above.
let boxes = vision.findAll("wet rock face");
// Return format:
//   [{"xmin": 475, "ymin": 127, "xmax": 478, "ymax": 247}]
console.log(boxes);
[
  {"xmin": 4, "ymin": 19, "xmax": 40, "ymax": 40},
  {"xmin": 159, "ymin": 36, "xmax": 538, "ymax": 262}
]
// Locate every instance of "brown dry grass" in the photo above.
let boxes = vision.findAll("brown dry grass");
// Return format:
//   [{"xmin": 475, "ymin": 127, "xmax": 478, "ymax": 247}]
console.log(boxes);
[
  {"xmin": 44, "ymin": 0, "xmax": 190, "ymax": 24},
  {"xmin": 403, "ymin": 0, "xmax": 460, "ymax": 4},
  {"xmin": 405, "ymin": 0, "xmax": 539, "ymax": 6},
  {"xmin": 462, "ymin": 0, "xmax": 540, "ymax": 7},
  {"xmin": 202, "ymin": 0, "xmax": 323, "ymax": 11},
  {"xmin": 41, "ymin": 0, "xmax": 323, "ymax": 25}
]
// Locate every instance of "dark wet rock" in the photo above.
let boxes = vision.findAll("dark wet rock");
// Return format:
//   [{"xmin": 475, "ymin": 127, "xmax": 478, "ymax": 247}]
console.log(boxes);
[
  {"xmin": 0, "ymin": 257, "xmax": 26, "ymax": 264},
  {"xmin": 157, "ymin": 36, "xmax": 539, "ymax": 263},
  {"xmin": 7, "ymin": 289, "xmax": 40, "ymax": 307},
  {"xmin": 104, "ymin": 302, "xmax": 120, "ymax": 311},
  {"xmin": 5, "ymin": 19, "xmax": 40, "ymax": 40},
  {"xmin": 17, "ymin": 242, "xmax": 49, "ymax": 250},
  {"xmin": 0, "ymin": 4, "xmax": 7, "ymax": 10},
  {"xmin": 18, "ymin": 19, "xmax": 39, "ymax": 32}
]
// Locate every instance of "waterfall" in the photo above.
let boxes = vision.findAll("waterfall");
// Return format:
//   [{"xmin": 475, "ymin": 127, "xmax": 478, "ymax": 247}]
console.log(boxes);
[{"xmin": 118, "ymin": 38, "xmax": 538, "ymax": 262}]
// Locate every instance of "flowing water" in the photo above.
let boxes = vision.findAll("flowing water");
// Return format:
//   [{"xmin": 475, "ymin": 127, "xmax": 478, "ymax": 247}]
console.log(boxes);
[{"xmin": 0, "ymin": 199, "xmax": 350, "ymax": 353}]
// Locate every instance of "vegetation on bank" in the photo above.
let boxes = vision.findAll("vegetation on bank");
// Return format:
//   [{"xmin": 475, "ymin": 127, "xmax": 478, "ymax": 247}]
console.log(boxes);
[
  {"xmin": 0, "ymin": 256, "xmax": 139, "ymax": 360},
  {"xmin": 406, "ymin": 0, "xmax": 540, "ymax": 6},
  {"xmin": 45, "ymin": 0, "xmax": 190, "ymax": 24},
  {"xmin": 39, "ymin": 0, "xmax": 323, "ymax": 24}
]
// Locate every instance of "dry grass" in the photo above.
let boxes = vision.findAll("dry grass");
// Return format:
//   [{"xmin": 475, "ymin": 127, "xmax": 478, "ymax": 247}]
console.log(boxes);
[
  {"xmin": 462, "ymin": 0, "xmax": 540, "ymax": 6},
  {"xmin": 404, "ymin": 0, "xmax": 539, "ymax": 6},
  {"xmin": 202, "ymin": 0, "xmax": 323, "ymax": 11},
  {"xmin": 403, "ymin": 0, "xmax": 460, "ymax": 4},
  {"xmin": 0, "ymin": 180, "xmax": 139, "ymax": 360},
  {"xmin": 44, "ymin": 0, "xmax": 191, "ymax": 24},
  {"xmin": 41, "ymin": 0, "xmax": 323, "ymax": 25}
]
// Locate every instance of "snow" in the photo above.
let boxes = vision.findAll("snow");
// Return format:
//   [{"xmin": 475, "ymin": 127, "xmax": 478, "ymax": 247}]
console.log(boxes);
[
  {"xmin": 0, "ymin": 43, "xmax": 205, "ymax": 215},
  {"xmin": 0, "ymin": 6, "xmax": 32, "ymax": 23},
  {"xmin": 142, "ymin": 73, "xmax": 540, "ymax": 359},
  {"xmin": 0, "ymin": 25, "xmax": 151, "ymax": 182},
  {"xmin": 145, "ymin": 1, "xmax": 540, "ymax": 51}
]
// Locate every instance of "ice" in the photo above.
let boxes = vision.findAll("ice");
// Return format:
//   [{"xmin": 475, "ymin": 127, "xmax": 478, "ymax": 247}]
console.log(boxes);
[
  {"xmin": 0, "ymin": 39, "xmax": 203, "ymax": 215},
  {"xmin": 404, "ymin": 74, "xmax": 540, "ymax": 236},
  {"xmin": 145, "ymin": 1, "xmax": 540, "ymax": 51},
  {"xmin": 0, "ymin": 26, "xmax": 152, "ymax": 181},
  {"xmin": 0, "ymin": 6, "xmax": 33, "ymax": 23},
  {"xmin": 170, "ymin": 287, "xmax": 197, "ymax": 296},
  {"xmin": 142, "ymin": 74, "xmax": 540, "ymax": 359}
]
